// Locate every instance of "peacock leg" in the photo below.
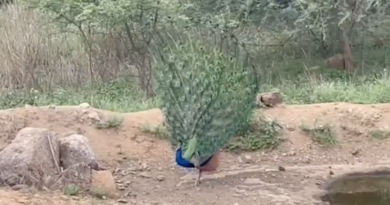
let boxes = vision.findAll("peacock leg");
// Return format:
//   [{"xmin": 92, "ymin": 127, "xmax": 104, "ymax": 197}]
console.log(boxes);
[{"xmin": 195, "ymin": 169, "xmax": 202, "ymax": 186}]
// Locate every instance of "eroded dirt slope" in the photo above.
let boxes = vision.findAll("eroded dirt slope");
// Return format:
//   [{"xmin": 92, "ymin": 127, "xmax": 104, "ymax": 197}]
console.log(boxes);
[{"xmin": 0, "ymin": 102, "xmax": 390, "ymax": 204}]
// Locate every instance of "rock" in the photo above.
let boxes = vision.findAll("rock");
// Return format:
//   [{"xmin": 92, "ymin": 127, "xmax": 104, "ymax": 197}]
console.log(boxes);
[
  {"xmin": 244, "ymin": 178, "xmax": 262, "ymax": 185},
  {"xmin": 11, "ymin": 184, "xmax": 29, "ymax": 191},
  {"xmin": 243, "ymin": 155, "xmax": 253, "ymax": 164},
  {"xmin": 54, "ymin": 163, "xmax": 92, "ymax": 190},
  {"xmin": 138, "ymin": 172, "xmax": 151, "ymax": 178},
  {"xmin": 0, "ymin": 127, "xmax": 61, "ymax": 187},
  {"xmin": 87, "ymin": 112, "xmax": 101, "ymax": 121},
  {"xmin": 117, "ymin": 184, "xmax": 126, "ymax": 190},
  {"xmin": 60, "ymin": 134, "xmax": 98, "ymax": 170},
  {"xmin": 156, "ymin": 175, "xmax": 165, "ymax": 181},
  {"xmin": 351, "ymin": 148, "xmax": 361, "ymax": 156},
  {"xmin": 118, "ymin": 198, "xmax": 129, "ymax": 203},
  {"xmin": 79, "ymin": 103, "xmax": 90, "ymax": 108},
  {"xmin": 24, "ymin": 104, "xmax": 33, "ymax": 109},
  {"xmin": 257, "ymin": 92, "xmax": 283, "ymax": 107},
  {"xmin": 374, "ymin": 38, "xmax": 385, "ymax": 48},
  {"xmin": 90, "ymin": 170, "xmax": 117, "ymax": 197}
]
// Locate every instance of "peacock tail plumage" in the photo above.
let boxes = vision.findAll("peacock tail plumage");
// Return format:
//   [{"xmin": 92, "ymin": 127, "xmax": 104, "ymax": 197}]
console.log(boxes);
[{"xmin": 152, "ymin": 28, "xmax": 258, "ymax": 167}]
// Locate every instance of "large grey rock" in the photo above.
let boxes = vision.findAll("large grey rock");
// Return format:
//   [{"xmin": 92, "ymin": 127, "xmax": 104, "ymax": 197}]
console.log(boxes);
[
  {"xmin": 60, "ymin": 134, "xmax": 98, "ymax": 170},
  {"xmin": 0, "ymin": 127, "xmax": 61, "ymax": 187}
]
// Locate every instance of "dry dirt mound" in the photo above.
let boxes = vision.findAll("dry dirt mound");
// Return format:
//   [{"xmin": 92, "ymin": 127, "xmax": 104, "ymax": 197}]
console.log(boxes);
[{"xmin": 0, "ymin": 102, "xmax": 389, "ymax": 204}]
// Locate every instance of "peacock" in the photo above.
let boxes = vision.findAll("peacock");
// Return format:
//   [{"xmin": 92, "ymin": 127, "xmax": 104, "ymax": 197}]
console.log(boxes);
[{"xmin": 152, "ymin": 29, "xmax": 259, "ymax": 186}]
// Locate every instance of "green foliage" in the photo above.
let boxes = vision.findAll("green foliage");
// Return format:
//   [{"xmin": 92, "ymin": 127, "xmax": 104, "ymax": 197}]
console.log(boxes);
[
  {"xmin": 25, "ymin": 0, "xmax": 164, "ymax": 46},
  {"xmin": 64, "ymin": 184, "xmax": 80, "ymax": 196},
  {"xmin": 142, "ymin": 114, "xmax": 283, "ymax": 152},
  {"xmin": 0, "ymin": 0, "xmax": 13, "ymax": 6},
  {"xmin": 141, "ymin": 124, "xmax": 169, "ymax": 140},
  {"xmin": 0, "ymin": 81, "xmax": 158, "ymax": 112},
  {"xmin": 2, "ymin": 0, "xmax": 390, "ymax": 155},
  {"xmin": 94, "ymin": 114, "xmax": 123, "ymax": 129},
  {"xmin": 300, "ymin": 120, "xmax": 338, "ymax": 147},
  {"xmin": 369, "ymin": 130, "xmax": 390, "ymax": 140},
  {"xmin": 226, "ymin": 114, "xmax": 283, "ymax": 151},
  {"xmin": 287, "ymin": 0, "xmax": 389, "ymax": 50},
  {"xmin": 152, "ymin": 25, "xmax": 258, "ymax": 165}
]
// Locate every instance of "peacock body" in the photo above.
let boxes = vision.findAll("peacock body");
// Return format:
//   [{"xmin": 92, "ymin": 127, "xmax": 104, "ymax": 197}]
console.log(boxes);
[{"xmin": 152, "ymin": 30, "xmax": 258, "ymax": 185}]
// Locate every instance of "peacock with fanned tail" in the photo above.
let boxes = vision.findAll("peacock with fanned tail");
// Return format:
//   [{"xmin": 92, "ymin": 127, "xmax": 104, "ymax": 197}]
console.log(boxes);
[{"xmin": 152, "ymin": 30, "xmax": 259, "ymax": 186}]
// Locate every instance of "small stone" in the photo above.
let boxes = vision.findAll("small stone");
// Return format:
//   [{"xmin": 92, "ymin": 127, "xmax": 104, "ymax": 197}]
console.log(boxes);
[
  {"xmin": 351, "ymin": 148, "xmax": 361, "ymax": 156},
  {"xmin": 257, "ymin": 92, "xmax": 283, "ymax": 107},
  {"xmin": 286, "ymin": 125, "xmax": 295, "ymax": 131},
  {"xmin": 87, "ymin": 112, "xmax": 101, "ymax": 121},
  {"xmin": 243, "ymin": 155, "xmax": 253, "ymax": 164},
  {"xmin": 24, "ymin": 104, "xmax": 33, "ymax": 109},
  {"xmin": 244, "ymin": 178, "xmax": 261, "ymax": 185},
  {"xmin": 48, "ymin": 104, "xmax": 56, "ymax": 109},
  {"xmin": 17, "ymin": 199, "xmax": 30, "ymax": 204},
  {"xmin": 126, "ymin": 191, "xmax": 137, "ymax": 198},
  {"xmin": 118, "ymin": 198, "xmax": 129, "ymax": 203},
  {"xmin": 121, "ymin": 170, "xmax": 130, "ymax": 176},
  {"xmin": 138, "ymin": 172, "xmax": 151, "ymax": 178},
  {"xmin": 125, "ymin": 181, "xmax": 132, "ymax": 185},
  {"xmin": 140, "ymin": 162, "xmax": 149, "ymax": 170},
  {"xmin": 11, "ymin": 184, "xmax": 29, "ymax": 191},
  {"xmin": 117, "ymin": 185, "xmax": 126, "ymax": 190},
  {"xmin": 302, "ymin": 158, "xmax": 311, "ymax": 164},
  {"xmin": 157, "ymin": 175, "xmax": 165, "ymax": 181},
  {"xmin": 278, "ymin": 165, "xmax": 286, "ymax": 171},
  {"xmin": 79, "ymin": 103, "xmax": 90, "ymax": 108},
  {"xmin": 130, "ymin": 199, "xmax": 137, "ymax": 204}
]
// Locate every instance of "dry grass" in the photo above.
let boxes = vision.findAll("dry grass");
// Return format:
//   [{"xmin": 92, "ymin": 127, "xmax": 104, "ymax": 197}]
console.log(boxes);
[{"xmin": 0, "ymin": 4, "xmax": 134, "ymax": 92}]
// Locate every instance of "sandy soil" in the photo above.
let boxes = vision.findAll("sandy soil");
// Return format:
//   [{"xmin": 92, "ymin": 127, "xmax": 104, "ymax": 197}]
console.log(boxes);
[{"xmin": 1, "ymin": 102, "xmax": 390, "ymax": 205}]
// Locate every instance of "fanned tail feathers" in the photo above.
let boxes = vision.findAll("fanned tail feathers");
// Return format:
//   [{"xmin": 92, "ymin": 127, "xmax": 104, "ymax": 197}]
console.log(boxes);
[{"xmin": 152, "ymin": 28, "xmax": 258, "ymax": 166}]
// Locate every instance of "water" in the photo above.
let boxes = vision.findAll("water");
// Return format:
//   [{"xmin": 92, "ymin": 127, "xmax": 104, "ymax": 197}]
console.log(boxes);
[
  {"xmin": 321, "ymin": 191, "xmax": 390, "ymax": 205},
  {"xmin": 319, "ymin": 169, "xmax": 390, "ymax": 205}
]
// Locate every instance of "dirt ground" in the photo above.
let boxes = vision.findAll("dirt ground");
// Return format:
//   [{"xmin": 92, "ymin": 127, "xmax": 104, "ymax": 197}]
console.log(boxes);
[{"xmin": 1, "ymin": 102, "xmax": 390, "ymax": 205}]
